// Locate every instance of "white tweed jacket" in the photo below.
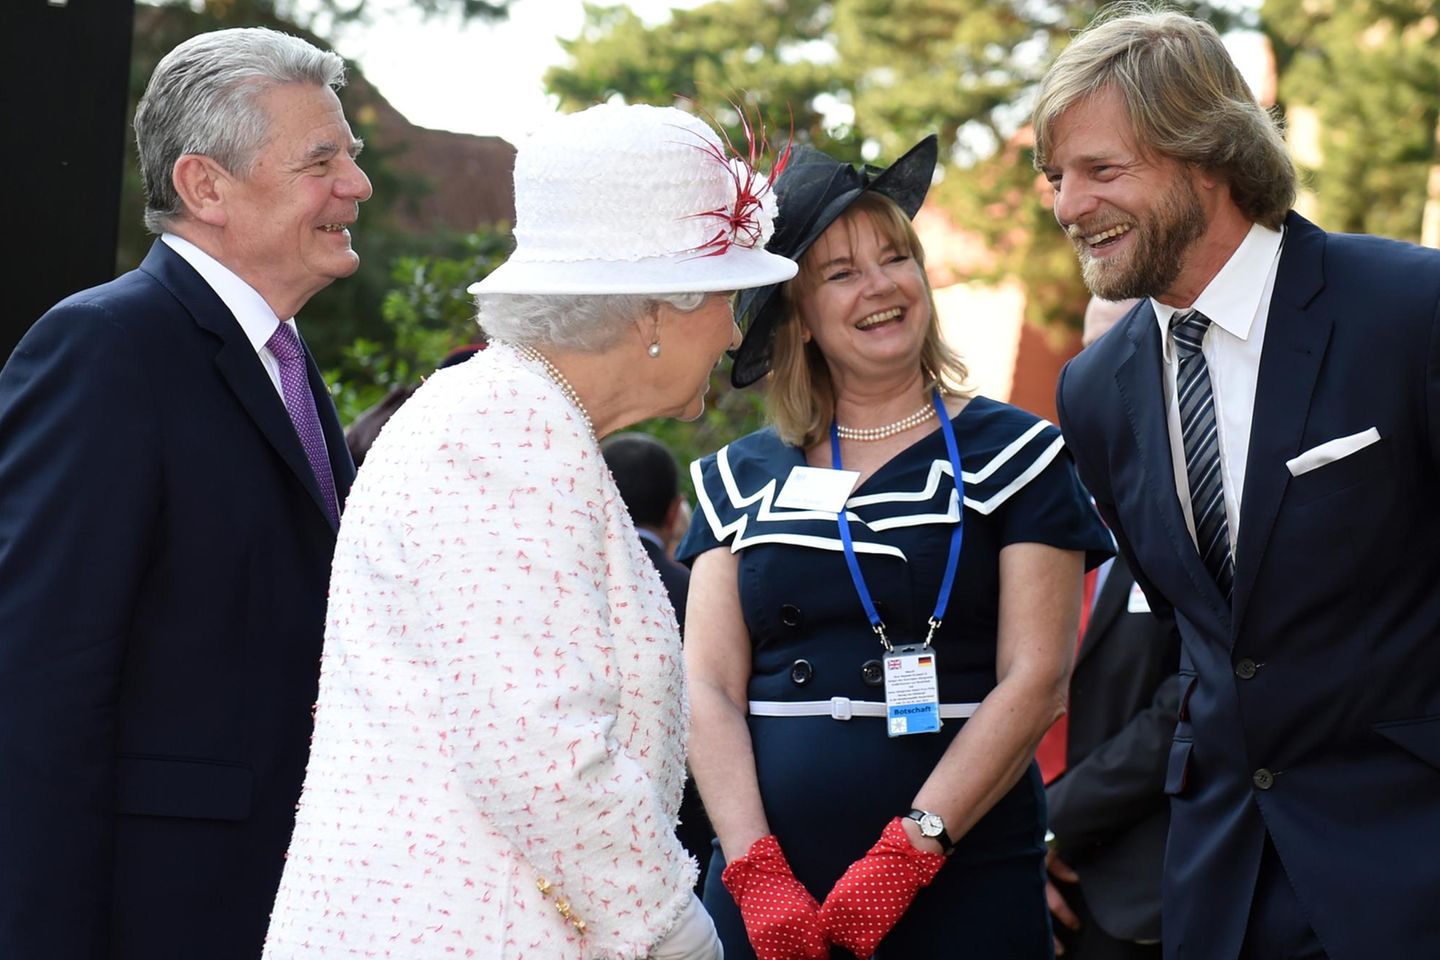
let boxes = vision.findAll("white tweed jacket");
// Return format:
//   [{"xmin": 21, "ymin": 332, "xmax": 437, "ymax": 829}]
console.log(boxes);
[{"xmin": 265, "ymin": 345, "xmax": 697, "ymax": 959}]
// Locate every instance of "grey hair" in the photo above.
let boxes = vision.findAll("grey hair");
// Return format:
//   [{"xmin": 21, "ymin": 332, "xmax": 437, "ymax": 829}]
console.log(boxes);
[
  {"xmin": 134, "ymin": 27, "xmax": 347, "ymax": 234},
  {"xmin": 475, "ymin": 292, "xmax": 709, "ymax": 351}
]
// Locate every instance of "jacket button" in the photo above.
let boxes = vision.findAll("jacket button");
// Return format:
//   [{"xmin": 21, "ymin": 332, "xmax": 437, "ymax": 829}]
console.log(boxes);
[
  {"xmin": 1235, "ymin": 658, "xmax": 1258, "ymax": 680},
  {"xmin": 779, "ymin": 604, "xmax": 803, "ymax": 628},
  {"xmin": 861, "ymin": 659, "xmax": 884, "ymax": 687},
  {"xmin": 789, "ymin": 659, "xmax": 814, "ymax": 686},
  {"xmin": 1252, "ymin": 768, "xmax": 1275, "ymax": 790}
]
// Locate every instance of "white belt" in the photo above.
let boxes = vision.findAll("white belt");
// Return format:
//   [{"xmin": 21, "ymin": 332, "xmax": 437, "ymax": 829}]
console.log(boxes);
[{"xmin": 748, "ymin": 697, "xmax": 981, "ymax": 721}]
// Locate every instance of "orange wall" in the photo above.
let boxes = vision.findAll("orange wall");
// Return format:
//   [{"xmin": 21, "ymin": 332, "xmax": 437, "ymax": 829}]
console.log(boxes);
[{"xmin": 1008, "ymin": 323, "xmax": 1081, "ymax": 424}]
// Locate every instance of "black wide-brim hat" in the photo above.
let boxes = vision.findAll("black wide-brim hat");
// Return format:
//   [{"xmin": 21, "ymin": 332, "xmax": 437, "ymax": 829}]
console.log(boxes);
[{"xmin": 728, "ymin": 133, "xmax": 939, "ymax": 388}]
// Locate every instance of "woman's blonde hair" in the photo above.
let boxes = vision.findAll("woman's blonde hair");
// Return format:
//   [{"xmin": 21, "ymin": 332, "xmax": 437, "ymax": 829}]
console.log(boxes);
[{"xmin": 766, "ymin": 192, "xmax": 972, "ymax": 448}]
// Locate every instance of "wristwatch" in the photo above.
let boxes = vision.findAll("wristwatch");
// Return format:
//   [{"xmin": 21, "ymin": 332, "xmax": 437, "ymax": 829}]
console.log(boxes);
[{"xmin": 903, "ymin": 808, "xmax": 955, "ymax": 855}]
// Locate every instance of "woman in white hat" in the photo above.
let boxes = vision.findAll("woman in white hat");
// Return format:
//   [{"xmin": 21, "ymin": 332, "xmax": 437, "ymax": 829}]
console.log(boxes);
[{"xmin": 264, "ymin": 102, "xmax": 795, "ymax": 960}]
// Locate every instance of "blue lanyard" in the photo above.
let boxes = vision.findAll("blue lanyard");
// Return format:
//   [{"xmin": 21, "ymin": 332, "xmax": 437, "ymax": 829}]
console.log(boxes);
[{"xmin": 831, "ymin": 389, "xmax": 965, "ymax": 651}]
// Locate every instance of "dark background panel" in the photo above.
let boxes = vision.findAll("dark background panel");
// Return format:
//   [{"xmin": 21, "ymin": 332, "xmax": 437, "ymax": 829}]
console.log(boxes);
[{"xmin": 2, "ymin": 0, "xmax": 136, "ymax": 363}]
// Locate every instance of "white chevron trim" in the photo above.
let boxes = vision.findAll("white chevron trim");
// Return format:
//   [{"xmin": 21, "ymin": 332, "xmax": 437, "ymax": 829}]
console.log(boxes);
[
  {"xmin": 691, "ymin": 425, "xmax": 1067, "ymax": 555},
  {"xmin": 692, "ymin": 449, "xmax": 907, "ymax": 558}
]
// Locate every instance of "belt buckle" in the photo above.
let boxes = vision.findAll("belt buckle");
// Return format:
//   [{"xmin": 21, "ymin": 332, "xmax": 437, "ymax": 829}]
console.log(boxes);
[{"xmin": 829, "ymin": 696, "xmax": 853, "ymax": 721}]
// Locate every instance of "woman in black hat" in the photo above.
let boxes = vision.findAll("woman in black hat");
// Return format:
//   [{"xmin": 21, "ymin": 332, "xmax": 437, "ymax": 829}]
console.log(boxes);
[{"xmin": 677, "ymin": 137, "xmax": 1113, "ymax": 959}]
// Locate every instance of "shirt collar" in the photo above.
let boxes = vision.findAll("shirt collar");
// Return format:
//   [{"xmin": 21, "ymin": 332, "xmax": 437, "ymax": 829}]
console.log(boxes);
[
  {"xmin": 636, "ymin": 527, "xmax": 666, "ymax": 550},
  {"xmin": 161, "ymin": 233, "xmax": 294, "ymax": 352},
  {"xmin": 1153, "ymin": 221, "xmax": 1284, "ymax": 361}
]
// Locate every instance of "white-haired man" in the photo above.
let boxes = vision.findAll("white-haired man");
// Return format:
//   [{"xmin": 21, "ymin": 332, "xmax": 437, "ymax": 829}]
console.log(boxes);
[{"xmin": 0, "ymin": 27, "xmax": 370, "ymax": 959}]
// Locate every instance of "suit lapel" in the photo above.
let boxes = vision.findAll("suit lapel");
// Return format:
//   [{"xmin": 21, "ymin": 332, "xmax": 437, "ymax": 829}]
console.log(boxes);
[
  {"xmin": 1114, "ymin": 301, "xmax": 1232, "ymax": 628},
  {"xmin": 1232, "ymin": 214, "xmax": 1331, "ymax": 632},
  {"xmin": 141, "ymin": 241, "xmax": 343, "ymax": 531}
]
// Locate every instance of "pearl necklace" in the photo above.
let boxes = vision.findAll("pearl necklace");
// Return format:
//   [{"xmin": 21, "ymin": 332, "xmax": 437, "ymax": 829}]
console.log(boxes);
[
  {"xmin": 513, "ymin": 343, "xmax": 595, "ymax": 439},
  {"xmin": 835, "ymin": 401, "xmax": 936, "ymax": 441}
]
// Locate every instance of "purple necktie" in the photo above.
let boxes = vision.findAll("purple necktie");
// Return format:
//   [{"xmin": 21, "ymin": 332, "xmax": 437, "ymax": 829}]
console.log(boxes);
[{"xmin": 266, "ymin": 322, "xmax": 339, "ymax": 526}]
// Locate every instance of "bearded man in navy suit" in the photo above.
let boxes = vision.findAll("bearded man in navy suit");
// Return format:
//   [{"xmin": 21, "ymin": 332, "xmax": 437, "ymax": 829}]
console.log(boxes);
[
  {"xmin": 0, "ymin": 27, "xmax": 370, "ymax": 959},
  {"xmin": 1035, "ymin": 8, "xmax": 1440, "ymax": 960}
]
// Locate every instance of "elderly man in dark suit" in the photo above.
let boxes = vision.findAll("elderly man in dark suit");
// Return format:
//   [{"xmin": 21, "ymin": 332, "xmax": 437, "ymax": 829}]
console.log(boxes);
[
  {"xmin": 1036, "ymin": 8, "xmax": 1440, "ymax": 960},
  {"xmin": 0, "ymin": 27, "xmax": 370, "ymax": 960},
  {"xmin": 1042, "ymin": 297, "xmax": 1179, "ymax": 960}
]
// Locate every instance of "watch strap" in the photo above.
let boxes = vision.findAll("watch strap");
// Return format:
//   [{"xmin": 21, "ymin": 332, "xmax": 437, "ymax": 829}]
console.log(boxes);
[{"xmin": 904, "ymin": 808, "xmax": 955, "ymax": 854}]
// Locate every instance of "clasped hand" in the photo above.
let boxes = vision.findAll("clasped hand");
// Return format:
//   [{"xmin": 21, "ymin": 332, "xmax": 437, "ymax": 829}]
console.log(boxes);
[{"xmin": 723, "ymin": 819, "xmax": 946, "ymax": 960}]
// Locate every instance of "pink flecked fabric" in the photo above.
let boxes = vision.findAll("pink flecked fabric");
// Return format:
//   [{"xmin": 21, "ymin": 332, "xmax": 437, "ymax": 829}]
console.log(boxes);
[{"xmin": 264, "ymin": 344, "xmax": 697, "ymax": 960}]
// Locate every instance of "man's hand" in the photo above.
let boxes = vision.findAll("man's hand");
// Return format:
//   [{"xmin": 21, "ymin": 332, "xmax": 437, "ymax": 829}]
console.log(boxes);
[{"xmin": 1046, "ymin": 846, "xmax": 1081, "ymax": 955}]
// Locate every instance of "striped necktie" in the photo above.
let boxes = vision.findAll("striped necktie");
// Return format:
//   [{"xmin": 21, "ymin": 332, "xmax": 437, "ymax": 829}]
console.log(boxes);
[{"xmin": 1171, "ymin": 309, "xmax": 1234, "ymax": 600}]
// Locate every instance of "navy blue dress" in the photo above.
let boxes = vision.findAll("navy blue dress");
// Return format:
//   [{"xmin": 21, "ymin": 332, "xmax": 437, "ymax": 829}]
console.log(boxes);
[{"xmin": 678, "ymin": 396, "xmax": 1113, "ymax": 959}]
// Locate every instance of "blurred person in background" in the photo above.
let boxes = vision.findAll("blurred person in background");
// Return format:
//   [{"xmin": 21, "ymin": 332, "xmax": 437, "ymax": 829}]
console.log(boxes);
[
  {"xmin": 604, "ymin": 432, "xmax": 695, "ymax": 630},
  {"xmin": 667, "ymin": 497, "xmax": 694, "ymax": 560},
  {"xmin": 344, "ymin": 344, "xmax": 484, "ymax": 467},
  {"xmin": 1042, "ymin": 296, "xmax": 1179, "ymax": 960},
  {"xmin": 605, "ymin": 431, "xmax": 715, "ymax": 892},
  {"xmin": 344, "ymin": 383, "xmax": 416, "ymax": 467}
]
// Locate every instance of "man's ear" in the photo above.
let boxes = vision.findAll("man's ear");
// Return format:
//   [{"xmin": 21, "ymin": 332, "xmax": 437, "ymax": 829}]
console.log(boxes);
[
  {"xmin": 1188, "ymin": 161, "xmax": 1223, "ymax": 193},
  {"xmin": 171, "ymin": 154, "xmax": 231, "ymax": 227},
  {"xmin": 662, "ymin": 494, "xmax": 683, "ymax": 535}
]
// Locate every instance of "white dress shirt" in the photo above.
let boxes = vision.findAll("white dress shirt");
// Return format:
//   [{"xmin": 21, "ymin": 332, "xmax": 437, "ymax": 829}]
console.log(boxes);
[
  {"xmin": 1150, "ymin": 222, "xmax": 1284, "ymax": 555},
  {"xmin": 161, "ymin": 233, "xmax": 297, "ymax": 401}
]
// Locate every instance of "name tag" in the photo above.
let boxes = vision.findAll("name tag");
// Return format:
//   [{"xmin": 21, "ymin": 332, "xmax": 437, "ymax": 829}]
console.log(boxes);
[
  {"xmin": 775, "ymin": 465, "xmax": 860, "ymax": 513},
  {"xmin": 1127, "ymin": 582, "xmax": 1151, "ymax": 613},
  {"xmin": 884, "ymin": 644, "xmax": 942, "ymax": 737}
]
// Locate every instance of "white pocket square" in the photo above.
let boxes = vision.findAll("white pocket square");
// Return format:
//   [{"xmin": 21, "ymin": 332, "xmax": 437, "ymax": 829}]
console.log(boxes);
[{"xmin": 1286, "ymin": 427, "xmax": 1381, "ymax": 477}]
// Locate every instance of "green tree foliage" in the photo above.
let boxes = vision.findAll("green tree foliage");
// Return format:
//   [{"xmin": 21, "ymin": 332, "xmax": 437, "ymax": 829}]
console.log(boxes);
[
  {"xmin": 542, "ymin": 1, "xmax": 1258, "ymax": 465},
  {"xmin": 635, "ymin": 369, "xmax": 770, "ymax": 490},
  {"xmin": 547, "ymin": 0, "xmax": 1247, "ymax": 337},
  {"xmin": 170, "ymin": 0, "xmax": 513, "ymax": 28},
  {"xmin": 327, "ymin": 230, "xmax": 511, "ymax": 423},
  {"xmin": 1263, "ymin": 0, "xmax": 1440, "ymax": 241},
  {"xmin": 326, "ymin": 226, "xmax": 764, "ymax": 479},
  {"xmin": 124, "ymin": 3, "xmax": 515, "ymax": 401},
  {"xmin": 548, "ymin": 1, "xmax": 850, "ymax": 155}
]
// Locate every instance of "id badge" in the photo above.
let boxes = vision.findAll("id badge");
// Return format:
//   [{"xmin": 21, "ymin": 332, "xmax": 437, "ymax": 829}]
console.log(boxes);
[{"xmin": 883, "ymin": 644, "xmax": 941, "ymax": 737}]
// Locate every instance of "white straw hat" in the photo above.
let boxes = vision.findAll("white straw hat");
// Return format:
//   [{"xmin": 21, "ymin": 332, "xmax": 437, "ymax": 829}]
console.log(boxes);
[{"xmin": 468, "ymin": 103, "xmax": 798, "ymax": 295}]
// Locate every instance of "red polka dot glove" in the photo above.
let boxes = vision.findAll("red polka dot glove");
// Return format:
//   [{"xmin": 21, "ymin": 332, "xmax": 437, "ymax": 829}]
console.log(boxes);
[
  {"xmin": 720, "ymin": 834, "xmax": 830, "ymax": 960},
  {"xmin": 818, "ymin": 817, "xmax": 947, "ymax": 957}
]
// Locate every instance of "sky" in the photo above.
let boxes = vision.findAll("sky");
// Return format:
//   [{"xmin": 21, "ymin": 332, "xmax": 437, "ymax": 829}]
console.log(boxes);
[
  {"xmin": 330, "ymin": 0, "xmax": 710, "ymax": 142},
  {"xmin": 329, "ymin": 0, "xmax": 1266, "ymax": 145}
]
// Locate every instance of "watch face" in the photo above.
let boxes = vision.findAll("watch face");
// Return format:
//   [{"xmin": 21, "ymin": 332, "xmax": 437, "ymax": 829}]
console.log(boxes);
[{"xmin": 919, "ymin": 813, "xmax": 944, "ymax": 837}]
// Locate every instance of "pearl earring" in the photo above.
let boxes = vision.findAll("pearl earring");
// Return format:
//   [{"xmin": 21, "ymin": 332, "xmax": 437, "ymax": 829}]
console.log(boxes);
[{"xmin": 648, "ymin": 340, "xmax": 661, "ymax": 358}]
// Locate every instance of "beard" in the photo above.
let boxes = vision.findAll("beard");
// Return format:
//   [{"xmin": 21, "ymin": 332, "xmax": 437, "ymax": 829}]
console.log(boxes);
[{"xmin": 1068, "ymin": 173, "xmax": 1208, "ymax": 301}]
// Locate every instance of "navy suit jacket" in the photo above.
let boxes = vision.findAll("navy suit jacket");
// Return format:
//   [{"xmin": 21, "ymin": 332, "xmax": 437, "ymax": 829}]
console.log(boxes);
[
  {"xmin": 637, "ymin": 532, "xmax": 714, "ymax": 892},
  {"xmin": 1048, "ymin": 556, "xmax": 1179, "ymax": 944},
  {"xmin": 0, "ymin": 240, "xmax": 354, "ymax": 959},
  {"xmin": 1056, "ymin": 213, "xmax": 1440, "ymax": 960},
  {"xmin": 641, "ymin": 534, "xmax": 690, "ymax": 633}
]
